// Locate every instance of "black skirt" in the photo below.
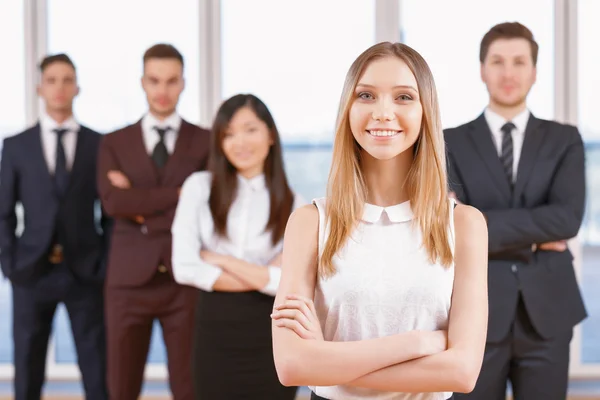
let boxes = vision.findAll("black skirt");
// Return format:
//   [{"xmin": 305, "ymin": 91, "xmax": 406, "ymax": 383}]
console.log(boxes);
[{"xmin": 193, "ymin": 290, "xmax": 298, "ymax": 399}]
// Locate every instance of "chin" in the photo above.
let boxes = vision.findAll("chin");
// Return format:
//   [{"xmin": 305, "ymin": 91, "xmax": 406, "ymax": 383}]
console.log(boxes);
[
  {"xmin": 364, "ymin": 149, "xmax": 404, "ymax": 161},
  {"xmin": 153, "ymin": 104, "xmax": 175, "ymax": 114},
  {"xmin": 494, "ymin": 95, "xmax": 527, "ymax": 108},
  {"xmin": 230, "ymin": 161, "xmax": 252, "ymax": 172}
]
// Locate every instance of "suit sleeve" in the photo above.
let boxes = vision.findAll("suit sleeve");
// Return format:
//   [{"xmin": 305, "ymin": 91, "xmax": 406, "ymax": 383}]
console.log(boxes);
[
  {"xmin": 142, "ymin": 209, "xmax": 176, "ymax": 236},
  {"xmin": 97, "ymin": 135, "xmax": 180, "ymax": 218},
  {"xmin": 484, "ymin": 127, "xmax": 586, "ymax": 253},
  {"xmin": 0, "ymin": 140, "xmax": 18, "ymax": 279}
]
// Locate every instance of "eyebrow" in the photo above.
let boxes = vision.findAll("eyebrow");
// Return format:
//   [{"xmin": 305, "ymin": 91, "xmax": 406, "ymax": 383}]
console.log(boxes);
[
  {"xmin": 356, "ymin": 83, "xmax": 418, "ymax": 92},
  {"xmin": 489, "ymin": 54, "xmax": 528, "ymax": 59}
]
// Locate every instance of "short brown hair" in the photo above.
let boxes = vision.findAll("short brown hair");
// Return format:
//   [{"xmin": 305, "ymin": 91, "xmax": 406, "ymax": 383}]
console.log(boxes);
[
  {"xmin": 143, "ymin": 43, "xmax": 184, "ymax": 67},
  {"xmin": 480, "ymin": 22, "xmax": 539, "ymax": 65},
  {"xmin": 39, "ymin": 53, "xmax": 76, "ymax": 73}
]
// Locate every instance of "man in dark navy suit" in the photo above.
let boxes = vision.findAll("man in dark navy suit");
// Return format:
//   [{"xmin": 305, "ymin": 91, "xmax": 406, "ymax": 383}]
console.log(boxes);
[{"xmin": 0, "ymin": 54, "xmax": 110, "ymax": 400}]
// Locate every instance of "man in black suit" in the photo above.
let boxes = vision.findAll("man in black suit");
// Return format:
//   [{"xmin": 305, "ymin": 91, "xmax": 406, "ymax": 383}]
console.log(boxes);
[
  {"xmin": 0, "ymin": 54, "xmax": 110, "ymax": 400},
  {"xmin": 445, "ymin": 22, "xmax": 587, "ymax": 400}
]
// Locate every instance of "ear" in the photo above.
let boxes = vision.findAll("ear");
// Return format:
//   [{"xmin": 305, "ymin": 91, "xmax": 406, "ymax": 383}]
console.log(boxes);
[
  {"xmin": 75, "ymin": 85, "xmax": 80, "ymax": 97},
  {"xmin": 36, "ymin": 85, "xmax": 42, "ymax": 97},
  {"xmin": 532, "ymin": 65, "xmax": 537, "ymax": 85}
]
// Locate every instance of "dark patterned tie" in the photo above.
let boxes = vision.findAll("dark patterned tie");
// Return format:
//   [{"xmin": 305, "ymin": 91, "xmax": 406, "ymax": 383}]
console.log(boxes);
[
  {"xmin": 500, "ymin": 122, "xmax": 516, "ymax": 186},
  {"xmin": 53, "ymin": 128, "xmax": 70, "ymax": 197},
  {"xmin": 152, "ymin": 126, "xmax": 171, "ymax": 168}
]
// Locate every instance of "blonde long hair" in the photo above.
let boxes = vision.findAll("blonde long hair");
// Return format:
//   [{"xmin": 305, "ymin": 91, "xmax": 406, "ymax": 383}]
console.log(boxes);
[{"xmin": 320, "ymin": 42, "xmax": 452, "ymax": 278}]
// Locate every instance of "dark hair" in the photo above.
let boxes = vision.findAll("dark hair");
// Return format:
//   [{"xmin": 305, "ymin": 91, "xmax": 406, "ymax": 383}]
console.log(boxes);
[
  {"xmin": 208, "ymin": 94, "xmax": 294, "ymax": 245},
  {"xmin": 39, "ymin": 53, "xmax": 76, "ymax": 73},
  {"xmin": 143, "ymin": 43, "xmax": 184, "ymax": 67},
  {"xmin": 480, "ymin": 22, "xmax": 539, "ymax": 65}
]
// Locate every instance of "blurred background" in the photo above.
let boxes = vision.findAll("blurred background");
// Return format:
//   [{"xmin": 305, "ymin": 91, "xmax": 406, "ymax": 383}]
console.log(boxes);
[{"xmin": 0, "ymin": 0, "xmax": 599, "ymax": 398}]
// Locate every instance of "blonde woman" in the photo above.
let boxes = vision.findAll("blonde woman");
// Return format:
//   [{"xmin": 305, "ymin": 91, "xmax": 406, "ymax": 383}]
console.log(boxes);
[{"xmin": 271, "ymin": 42, "xmax": 488, "ymax": 400}]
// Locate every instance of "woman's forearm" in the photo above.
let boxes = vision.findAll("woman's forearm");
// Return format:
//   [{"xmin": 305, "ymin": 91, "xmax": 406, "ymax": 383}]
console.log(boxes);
[
  {"xmin": 212, "ymin": 271, "xmax": 257, "ymax": 292},
  {"xmin": 274, "ymin": 329, "xmax": 440, "ymax": 387},
  {"xmin": 219, "ymin": 256, "xmax": 270, "ymax": 290},
  {"xmin": 348, "ymin": 347, "xmax": 479, "ymax": 394}
]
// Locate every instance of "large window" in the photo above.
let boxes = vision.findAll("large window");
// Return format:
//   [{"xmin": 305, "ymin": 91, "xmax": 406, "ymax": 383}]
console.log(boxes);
[
  {"xmin": 0, "ymin": 1, "xmax": 26, "ymax": 139},
  {"xmin": 221, "ymin": 0, "xmax": 376, "ymax": 201},
  {"xmin": 0, "ymin": 0, "xmax": 26, "ymax": 365},
  {"xmin": 399, "ymin": 0, "xmax": 555, "ymax": 128},
  {"xmin": 578, "ymin": 0, "xmax": 600, "ymax": 364},
  {"xmin": 47, "ymin": 0, "xmax": 202, "ymax": 133},
  {"xmin": 45, "ymin": 0, "xmax": 204, "ymax": 365}
]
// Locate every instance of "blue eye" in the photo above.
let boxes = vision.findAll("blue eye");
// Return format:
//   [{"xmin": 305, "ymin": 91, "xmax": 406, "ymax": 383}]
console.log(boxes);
[
  {"xmin": 397, "ymin": 94, "xmax": 413, "ymax": 101},
  {"xmin": 358, "ymin": 92, "xmax": 373, "ymax": 100}
]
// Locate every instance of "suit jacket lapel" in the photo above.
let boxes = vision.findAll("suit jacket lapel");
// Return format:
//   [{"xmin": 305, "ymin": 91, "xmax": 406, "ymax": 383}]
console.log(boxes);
[
  {"xmin": 131, "ymin": 121, "xmax": 161, "ymax": 184},
  {"xmin": 467, "ymin": 114, "xmax": 512, "ymax": 203},
  {"xmin": 162, "ymin": 120, "xmax": 194, "ymax": 184},
  {"xmin": 512, "ymin": 115, "xmax": 544, "ymax": 205},
  {"xmin": 65, "ymin": 127, "xmax": 88, "ymax": 196},
  {"xmin": 28, "ymin": 124, "xmax": 56, "ymax": 196}
]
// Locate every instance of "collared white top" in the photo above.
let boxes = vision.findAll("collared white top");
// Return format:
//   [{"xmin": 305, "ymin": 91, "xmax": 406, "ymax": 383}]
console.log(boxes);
[
  {"xmin": 484, "ymin": 107, "xmax": 530, "ymax": 182},
  {"xmin": 310, "ymin": 197, "xmax": 456, "ymax": 400},
  {"xmin": 39, "ymin": 112, "xmax": 79, "ymax": 173},
  {"xmin": 141, "ymin": 111, "xmax": 182, "ymax": 155},
  {"xmin": 171, "ymin": 171, "xmax": 304, "ymax": 296}
]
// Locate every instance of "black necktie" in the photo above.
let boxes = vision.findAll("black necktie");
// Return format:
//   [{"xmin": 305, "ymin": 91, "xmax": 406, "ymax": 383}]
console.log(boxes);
[
  {"xmin": 152, "ymin": 126, "xmax": 170, "ymax": 168},
  {"xmin": 500, "ymin": 122, "xmax": 516, "ymax": 186},
  {"xmin": 53, "ymin": 128, "xmax": 70, "ymax": 197}
]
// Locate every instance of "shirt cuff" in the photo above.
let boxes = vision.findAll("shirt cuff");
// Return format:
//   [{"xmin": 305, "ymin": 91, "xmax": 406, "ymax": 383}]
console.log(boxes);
[
  {"xmin": 173, "ymin": 263, "xmax": 223, "ymax": 292},
  {"xmin": 259, "ymin": 266, "xmax": 281, "ymax": 297}
]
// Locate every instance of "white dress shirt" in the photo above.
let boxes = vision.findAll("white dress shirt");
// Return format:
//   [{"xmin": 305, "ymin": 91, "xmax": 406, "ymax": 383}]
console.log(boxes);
[
  {"xmin": 171, "ymin": 171, "xmax": 305, "ymax": 296},
  {"xmin": 141, "ymin": 112, "xmax": 181, "ymax": 155},
  {"xmin": 484, "ymin": 107, "xmax": 530, "ymax": 182},
  {"xmin": 39, "ymin": 112, "xmax": 79, "ymax": 173},
  {"xmin": 310, "ymin": 197, "xmax": 456, "ymax": 400}
]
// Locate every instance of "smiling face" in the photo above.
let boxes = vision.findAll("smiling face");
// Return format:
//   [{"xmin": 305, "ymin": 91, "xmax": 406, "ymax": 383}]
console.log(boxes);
[
  {"xmin": 221, "ymin": 106, "xmax": 273, "ymax": 178},
  {"xmin": 348, "ymin": 56, "xmax": 423, "ymax": 161}
]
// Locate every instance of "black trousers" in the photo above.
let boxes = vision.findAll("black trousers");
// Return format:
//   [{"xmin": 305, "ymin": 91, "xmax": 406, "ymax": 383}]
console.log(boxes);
[
  {"xmin": 455, "ymin": 296, "xmax": 572, "ymax": 400},
  {"xmin": 12, "ymin": 263, "xmax": 107, "ymax": 400}
]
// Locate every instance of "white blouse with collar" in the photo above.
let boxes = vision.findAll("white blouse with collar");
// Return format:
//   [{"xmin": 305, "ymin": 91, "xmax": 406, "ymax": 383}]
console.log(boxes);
[
  {"xmin": 311, "ymin": 197, "xmax": 456, "ymax": 400},
  {"xmin": 171, "ymin": 171, "xmax": 304, "ymax": 296}
]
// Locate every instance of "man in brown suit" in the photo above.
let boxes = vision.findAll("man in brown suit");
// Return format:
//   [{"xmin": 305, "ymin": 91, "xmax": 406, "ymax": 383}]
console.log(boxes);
[{"xmin": 97, "ymin": 44, "xmax": 210, "ymax": 400}]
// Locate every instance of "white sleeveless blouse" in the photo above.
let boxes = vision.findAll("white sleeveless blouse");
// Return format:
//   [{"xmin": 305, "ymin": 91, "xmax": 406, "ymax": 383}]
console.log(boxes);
[{"xmin": 311, "ymin": 198, "xmax": 456, "ymax": 400}]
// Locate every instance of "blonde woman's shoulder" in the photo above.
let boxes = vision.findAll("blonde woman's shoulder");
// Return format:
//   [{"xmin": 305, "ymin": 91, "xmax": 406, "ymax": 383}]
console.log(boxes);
[
  {"xmin": 453, "ymin": 204, "xmax": 486, "ymax": 233},
  {"xmin": 453, "ymin": 204, "xmax": 488, "ymax": 260},
  {"xmin": 287, "ymin": 203, "xmax": 320, "ymax": 234}
]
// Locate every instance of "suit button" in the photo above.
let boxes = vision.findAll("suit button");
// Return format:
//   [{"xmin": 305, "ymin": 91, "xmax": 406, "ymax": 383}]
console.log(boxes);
[
  {"xmin": 511, "ymin": 264, "xmax": 517, "ymax": 273},
  {"xmin": 158, "ymin": 265, "xmax": 167, "ymax": 273},
  {"xmin": 141, "ymin": 225, "xmax": 148, "ymax": 235}
]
